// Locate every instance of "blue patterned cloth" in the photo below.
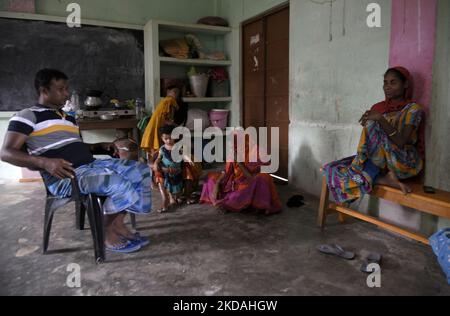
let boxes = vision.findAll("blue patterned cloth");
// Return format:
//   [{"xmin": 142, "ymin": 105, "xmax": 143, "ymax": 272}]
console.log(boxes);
[
  {"xmin": 48, "ymin": 159, "xmax": 152, "ymax": 215},
  {"xmin": 430, "ymin": 228, "xmax": 450, "ymax": 285}
]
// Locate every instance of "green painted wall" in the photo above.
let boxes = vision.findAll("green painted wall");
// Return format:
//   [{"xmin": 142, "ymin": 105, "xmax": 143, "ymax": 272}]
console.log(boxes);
[
  {"xmin": 1, "ymin": 0, "xmax": 216, "ymax": 25},
  {"xmin": 219, "ymin": 0, "xmax": 449, "ymax": 233},
  {"xmin": 0, "ymin": 0, "xmax": 218, "ymax": 179},
  {"xmin": 217, "ymin": 0, "xmax": 286, "ymax": 25},
  {"xmin": 289, "ymin": 0, "xmax": 391, "ymax": 195}
]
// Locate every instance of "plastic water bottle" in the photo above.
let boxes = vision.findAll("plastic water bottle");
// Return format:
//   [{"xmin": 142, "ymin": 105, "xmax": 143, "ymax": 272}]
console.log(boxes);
[
  {"xmin": 71, "ymin": 91, "xmax": 80, "ymax": 112},
  {"xmin": 135, "ymin": 98, "xmax": 144, "ymax": 120}
]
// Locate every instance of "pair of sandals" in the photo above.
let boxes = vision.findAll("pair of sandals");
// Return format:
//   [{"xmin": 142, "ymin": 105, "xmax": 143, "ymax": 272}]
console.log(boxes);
[
  {"xmin": 317, "ymin": 244, "xmax": 382, "ymax": 273},
  {"xmin": 106, "ymin": 233, "xmax": 150, "ymax": 254},
  {"xmin": 157, "ymin": 197, "xmax": 198, "ymax": 213}
]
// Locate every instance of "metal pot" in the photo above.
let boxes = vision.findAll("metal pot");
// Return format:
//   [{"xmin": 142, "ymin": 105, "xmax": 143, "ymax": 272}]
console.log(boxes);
[{"xmin": 85, "ymin": 90, "xmax": 103, "ymax": 109}]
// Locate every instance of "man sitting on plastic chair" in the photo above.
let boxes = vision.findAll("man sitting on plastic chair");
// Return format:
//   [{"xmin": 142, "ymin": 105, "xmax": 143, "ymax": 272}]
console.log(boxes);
[{"xmin": 0, "ymin": 69, "xmax": 152, "ymax": 254}]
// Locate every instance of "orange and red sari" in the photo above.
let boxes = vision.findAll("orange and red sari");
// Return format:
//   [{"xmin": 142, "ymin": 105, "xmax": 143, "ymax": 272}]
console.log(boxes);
[{"xmin": 200, "ymin": 136, "xmax": 282, "ymax": 215}]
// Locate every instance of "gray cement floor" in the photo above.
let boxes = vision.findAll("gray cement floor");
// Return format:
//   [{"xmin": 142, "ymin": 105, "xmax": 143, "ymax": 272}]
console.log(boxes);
[{"xmin": 0, "ymin": 180, "xmax": 449, "ymax": 296}]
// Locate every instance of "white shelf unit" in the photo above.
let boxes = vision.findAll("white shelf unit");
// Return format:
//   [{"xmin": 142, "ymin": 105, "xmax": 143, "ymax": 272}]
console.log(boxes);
[
  {"xmin": 160, "ymin": 57, "xmax": 231, "ymax": 66},
  {"xmin": 182, "ymin": 97, "xmax": 232, "ymax": 103},
  {"xmin": 144, "ymin": 20, "xmax": 232, "ymax": 111}
]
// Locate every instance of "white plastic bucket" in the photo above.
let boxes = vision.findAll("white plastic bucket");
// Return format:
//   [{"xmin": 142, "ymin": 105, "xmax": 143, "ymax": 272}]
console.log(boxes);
[{"xmin": 189, "ymin": 74, "xmax": 209, "ymax": 97}]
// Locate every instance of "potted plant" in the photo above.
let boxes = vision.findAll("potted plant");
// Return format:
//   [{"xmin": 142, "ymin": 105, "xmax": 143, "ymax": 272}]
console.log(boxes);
[
  {"xmin": 187, "ymin": 66, "xmax": 209, "ymax": 98},
  {"xmin": 208, "ymin": 67, "xmax": 230, "ymax": 97}
]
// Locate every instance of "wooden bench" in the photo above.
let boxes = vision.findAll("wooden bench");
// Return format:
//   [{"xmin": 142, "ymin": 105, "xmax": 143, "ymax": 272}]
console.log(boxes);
[{"xmin": 318, "ymin": 176, "xmax": 450, "ymax": 245}]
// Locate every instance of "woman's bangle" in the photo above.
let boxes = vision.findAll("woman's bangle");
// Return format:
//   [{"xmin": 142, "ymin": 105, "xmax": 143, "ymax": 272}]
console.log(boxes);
[{"xmin": 389, "ymin": 130, "xmax": 398, "ymax": 137}]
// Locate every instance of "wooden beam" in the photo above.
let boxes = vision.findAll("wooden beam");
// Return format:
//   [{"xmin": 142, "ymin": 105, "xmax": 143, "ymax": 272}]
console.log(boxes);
[
  {"xmin": 317, "ymin": 176, "xmax": 329, "ymax": 228},
  {"xmin": 334, "ymin": 205, "xmax": 430, "ymax": 245}
]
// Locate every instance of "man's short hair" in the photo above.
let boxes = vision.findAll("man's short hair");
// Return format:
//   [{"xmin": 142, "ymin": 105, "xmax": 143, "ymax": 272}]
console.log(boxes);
[{"xmin": 34, "ymin": 69, "xmax": 68, "ymax": 95}]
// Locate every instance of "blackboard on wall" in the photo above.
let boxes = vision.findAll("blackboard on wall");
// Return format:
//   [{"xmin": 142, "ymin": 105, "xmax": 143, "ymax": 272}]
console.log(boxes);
[{"xmin": 0, "ymin": 18, "xmax": 144, "ymax": 112}]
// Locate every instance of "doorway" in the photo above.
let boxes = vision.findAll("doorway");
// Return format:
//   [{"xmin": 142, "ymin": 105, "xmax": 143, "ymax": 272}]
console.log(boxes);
[{"xmin": 242, "ymin": 5, "xmax": 290, "ymax": 180}]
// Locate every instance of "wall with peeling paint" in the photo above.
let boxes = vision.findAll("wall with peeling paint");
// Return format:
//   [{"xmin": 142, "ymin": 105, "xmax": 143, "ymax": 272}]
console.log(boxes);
[
  {"xmin": 220, "ymin": 0, "xmax": 449, "ymax": 233},
  {"xmin": 289, "ymin": 0, "xmax": 391, "ymax": 196},
  {"xmin": 0, "ymin": 0, "xmax": 216, "ymax": 25}
]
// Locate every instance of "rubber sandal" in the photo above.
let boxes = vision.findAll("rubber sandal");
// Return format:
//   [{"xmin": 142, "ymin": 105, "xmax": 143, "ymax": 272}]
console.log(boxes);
[
  {"xmin": 317, "ymin": 244, "xmax": 355, "ymax": 260},
  {"xmin": 106, "ymin": 241, "xmax": 141, "ymax": 254},
  {"xmin": 157, "ymin": 208, "xmax": 168, "ymax": 213},
  {"xmin": 186, "ymin": 198, "xmax": 197, "ymax": 205},
  {"xmin": 120, "ymin": 233, "xmax": 150, "ymax": 248},
  {"xmin": 286, "ymin": 195, "xmax": 305, "ymax": 208},
  {"xmin": 131, "ymin": 232, "xmax": 151, "ymax": 248},
  {"xmin": 361, "ymin": 253, "xmax": 382, "ymax": 273}
]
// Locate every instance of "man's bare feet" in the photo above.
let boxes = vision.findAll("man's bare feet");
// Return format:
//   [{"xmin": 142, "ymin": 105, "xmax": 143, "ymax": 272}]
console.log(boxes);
[
  {"xmin": 112, "ymin": 213, "xmax": 134, "ymax": 239},
  {"xmin": 377, "ymin": 171, "xmax": 412, "ymax": 195},
  {"xmin": 105, "ymin": 226, "xmax": 127, "ymax": 248}
]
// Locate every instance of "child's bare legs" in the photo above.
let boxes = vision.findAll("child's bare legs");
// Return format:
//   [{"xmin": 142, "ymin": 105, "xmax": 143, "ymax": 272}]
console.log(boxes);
[
  {"xmin": 168, "ymin": 192, "xmax": 179, "ymax": 208},
  {"xmin": 147, "ymin": 150, "xmax": 158, "ymax": 190},
  {"xmin": 184, "ymin": 180, "xmax": 196, "ymax": 204},
  {"xmin": 158, "ymin": 183, "xmax": 170, "ymax": 212}
]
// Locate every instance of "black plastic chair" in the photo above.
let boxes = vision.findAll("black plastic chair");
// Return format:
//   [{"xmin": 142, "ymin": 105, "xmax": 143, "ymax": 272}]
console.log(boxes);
[
  {"xmin": 33, "ymin": 145, "xmax": 137, "ymax": 264},
  {"xmin": 42, "ymin": 174, "xmax": 106, "ymax": 264}
]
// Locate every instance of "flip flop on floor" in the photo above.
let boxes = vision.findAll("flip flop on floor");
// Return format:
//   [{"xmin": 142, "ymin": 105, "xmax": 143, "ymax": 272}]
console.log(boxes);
[
  {"xmin": 130, "ymin": 232, "xmax": 151, "ymax": 248},
  {"xmin": 157, "ymin": 207, "xmax": 169, "ymax": 213},
  {"xmin": 317, "ymin": 244, "xmax": 356, "ymax": 260},
  {"xmin": 361, "ymin": 253, "xmax": 382, "ymax": 273},
  {"xmin": 186, "ymin": 198, "xmax": 198, "ymax": 205},
  {"xmin": 106, "ymin": 241, "xmax": 141, "ymax": 254}
]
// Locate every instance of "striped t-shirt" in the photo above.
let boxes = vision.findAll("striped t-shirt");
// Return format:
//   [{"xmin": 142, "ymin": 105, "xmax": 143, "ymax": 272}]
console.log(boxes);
[{"xmin": 8, "ymin": 104, "xmax": 95, "ymax": 184}]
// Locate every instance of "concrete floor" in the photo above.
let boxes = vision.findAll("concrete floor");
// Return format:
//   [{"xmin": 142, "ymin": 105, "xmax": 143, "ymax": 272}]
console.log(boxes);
[{"xmin": 0, "ymin": 180, "xmax": 449, "ymax": 296}]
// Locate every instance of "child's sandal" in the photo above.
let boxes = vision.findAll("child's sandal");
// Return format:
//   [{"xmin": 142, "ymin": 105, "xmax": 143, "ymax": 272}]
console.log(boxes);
[{"xmin": 186, "ymin": 199, "xmax": 197, "ymax": 205}]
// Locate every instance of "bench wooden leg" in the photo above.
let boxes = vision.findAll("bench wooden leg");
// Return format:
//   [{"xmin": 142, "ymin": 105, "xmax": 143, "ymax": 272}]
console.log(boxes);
[
  {"xmin": 318, "ymin": 176, "xmax": 330, "ymax": 228},
  {"xmin": 338, "ymin": 213, "xmax": 347, "ymax": 223}
]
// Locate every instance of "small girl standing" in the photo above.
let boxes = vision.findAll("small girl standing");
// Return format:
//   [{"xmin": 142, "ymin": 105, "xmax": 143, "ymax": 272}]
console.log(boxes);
[{"xmin": 154, "ymin": 125, "xmax": 196, "ymax": 213}]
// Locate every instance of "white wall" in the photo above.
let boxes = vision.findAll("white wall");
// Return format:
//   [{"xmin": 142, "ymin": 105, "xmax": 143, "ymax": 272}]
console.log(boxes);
[{"xmin": 0, "ymin": 117, "xmax": 22, "ymax": 179}]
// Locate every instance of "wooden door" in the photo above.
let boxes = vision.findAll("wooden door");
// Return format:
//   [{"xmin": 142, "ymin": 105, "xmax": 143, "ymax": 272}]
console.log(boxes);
[
  {"xmin": 243, "ymin": 6, "xmax": 290, "ymax": 180},
  {"xmin": 243, "ymin": 19, "xmax": 265, "ymax": 129}
]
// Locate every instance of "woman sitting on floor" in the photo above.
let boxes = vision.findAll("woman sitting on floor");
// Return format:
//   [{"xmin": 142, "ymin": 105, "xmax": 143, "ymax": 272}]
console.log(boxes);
[
  {"xmin": 200, "ymin": 132, "xmax": 282, "ymax": 215},
  {"xmin": 323, "ymin": 66, "xmax": 425, "ymax": 204}
]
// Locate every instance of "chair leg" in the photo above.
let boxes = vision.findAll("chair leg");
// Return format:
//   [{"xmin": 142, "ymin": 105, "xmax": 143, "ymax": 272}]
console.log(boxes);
[
  {"xmin": 95, "ymin": 197, "xmax": 105, "ymax": 263},
  {"xmin": 86, "ymin": 195, "xmax": 105, "ymax": 264},
  {"xmin": 318, "ymin": 176, "xmax": 330, "ymax": 228},
  {"xmin": 130, "ymin": 213, "xmax": 137, "ymax": 230},
  {"xmin": 43, "ymin": 199, "xmax": 57, "ymax": 254},
  {"xmin": 75, "ymin": 201, "xmax": 86, "ymax": 231}
]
